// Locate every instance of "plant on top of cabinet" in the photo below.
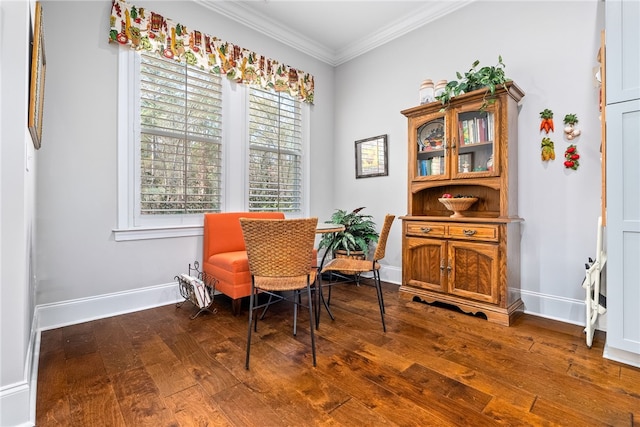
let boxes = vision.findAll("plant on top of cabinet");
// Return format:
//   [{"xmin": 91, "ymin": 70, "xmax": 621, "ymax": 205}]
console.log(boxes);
[{"xmin": 436, "ymin": 56, "xmax": 511, "ymax": 109}]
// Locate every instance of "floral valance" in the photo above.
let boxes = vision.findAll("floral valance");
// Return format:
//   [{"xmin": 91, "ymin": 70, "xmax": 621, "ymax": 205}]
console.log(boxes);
[{"xmin": 108, "ymin": 0, "xmax": 315, "ymax": 104}]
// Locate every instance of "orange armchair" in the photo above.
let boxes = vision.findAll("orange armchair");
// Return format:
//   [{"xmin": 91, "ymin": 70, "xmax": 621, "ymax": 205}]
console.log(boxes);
[{"xmin": 202, "ymin": 212, "xmax": 285, "ymax": 315}]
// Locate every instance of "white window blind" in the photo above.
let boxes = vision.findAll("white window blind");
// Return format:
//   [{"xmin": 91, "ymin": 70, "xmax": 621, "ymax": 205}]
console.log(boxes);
[
  {"xmin": 139, "ymin": 52, "xmax": 223, "ymax": 215},
  {"xmin": 248, "ymin": 88, "xmax": 302, "ymax": 212}
]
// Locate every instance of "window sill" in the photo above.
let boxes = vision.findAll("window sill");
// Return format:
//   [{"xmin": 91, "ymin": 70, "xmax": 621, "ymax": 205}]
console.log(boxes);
[{"xmin": 113, "ymin": 225, "xmax": 203, "ymax": 241}]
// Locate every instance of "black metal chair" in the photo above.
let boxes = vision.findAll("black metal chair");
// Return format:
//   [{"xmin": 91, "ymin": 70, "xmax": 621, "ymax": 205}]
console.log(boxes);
[{"xmin": 318, "ymin": 214, "xmax": 395, "ymax": 332}]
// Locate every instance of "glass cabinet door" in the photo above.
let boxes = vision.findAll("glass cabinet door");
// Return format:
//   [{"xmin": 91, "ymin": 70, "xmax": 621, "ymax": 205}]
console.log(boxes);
[
  {"xmin": 416, "ymin": 117, "xmax": 447, "ymax": 179},
  {"xmin": 452, "ymin": 103, "xmax": 498, "ymax": 178}
]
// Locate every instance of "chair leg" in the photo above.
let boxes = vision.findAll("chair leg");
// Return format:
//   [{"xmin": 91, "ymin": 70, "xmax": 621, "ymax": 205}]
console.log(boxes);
[
  {"xmin": 259, "ymin": 294, "xmax": 275, "ymax": 320},
  {"xmin": 306, "ymin": 279, "xmax": 317, "ymax": 366},
  {"xmin": 378, "ymin": 275, "xmax": 386, "ymax": 314},
  {"xmin": 293, "ymin": 290, "xmax": 299, "ymax": 336},
  {"xmin": 323, "ymin": 274, "xmax": 336, "ymax": 320},
  {"xmin": 315, "ymin": 275, "xmax": 333, "ymax": 328},
  {"xmin": 315, "ymin": 274, "xmax": 323, "ymax": 329},
  {"xmin": 254, "ymin": 302, "xmax": 259, "ymax": 332},
  {"xmin": 318, "ymin": 279, "xmax": 335, "ymax": 323},
  {"xmin": 374, "ymin": 270, "xmax": 386, "ymax": 332},
  {"xmin": 246, "ymin": 283, "xmax": 256, "ymax": 369}
]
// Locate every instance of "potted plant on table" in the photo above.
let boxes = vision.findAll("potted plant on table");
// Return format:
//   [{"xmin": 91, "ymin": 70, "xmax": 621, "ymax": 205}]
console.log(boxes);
[{"xmin": 318, "ymin": 207, "xmax": 379, "ymax": 260}]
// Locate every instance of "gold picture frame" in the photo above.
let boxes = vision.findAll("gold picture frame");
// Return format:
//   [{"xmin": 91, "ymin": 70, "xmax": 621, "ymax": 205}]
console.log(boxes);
[
  {"xmin": 29, "ymin": 1, "xmax": 46, "ymax": 149},
  {"xmin": 355, "ymin": 134, "xmax": 388, "ymax": 179}
]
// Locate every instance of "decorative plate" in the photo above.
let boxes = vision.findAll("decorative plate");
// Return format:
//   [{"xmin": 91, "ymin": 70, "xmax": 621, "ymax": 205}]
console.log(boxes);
[{"xmin": 418, "ymin": 119, "xmax": 445, "ymax": 149}]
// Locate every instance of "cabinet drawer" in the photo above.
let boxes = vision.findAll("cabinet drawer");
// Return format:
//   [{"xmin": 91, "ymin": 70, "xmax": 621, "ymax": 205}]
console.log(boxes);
[
  {"xmin": 448, "ymin": 224, "xmax": 499, "ymax": 241},
  {"xmin": 405, "ymin": 222, "xmax": 446, "ymax": 237}
]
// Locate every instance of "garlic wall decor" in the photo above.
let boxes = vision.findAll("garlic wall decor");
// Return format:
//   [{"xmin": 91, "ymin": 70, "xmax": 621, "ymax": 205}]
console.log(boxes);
[{"xmin": 563, "ymin": 113, "xmax": 581, "ymax": 140}]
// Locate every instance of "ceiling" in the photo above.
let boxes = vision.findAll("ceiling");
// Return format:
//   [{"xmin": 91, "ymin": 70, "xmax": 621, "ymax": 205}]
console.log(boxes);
[{"xmin": 196, "ymin": 1, "xmax": 474, "ymax": 66}]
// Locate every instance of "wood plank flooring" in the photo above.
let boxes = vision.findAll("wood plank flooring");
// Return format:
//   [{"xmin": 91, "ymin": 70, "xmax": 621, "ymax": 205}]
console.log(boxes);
[{"xmin": 36, "ymin": 281, "xmax": 639, "ymax": 426}]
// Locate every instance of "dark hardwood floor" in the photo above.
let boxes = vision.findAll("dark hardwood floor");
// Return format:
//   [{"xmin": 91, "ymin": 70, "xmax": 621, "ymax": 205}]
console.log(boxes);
[{"xmin": 37, "ymin": 280, "xmax": 639, "ymax": 426}]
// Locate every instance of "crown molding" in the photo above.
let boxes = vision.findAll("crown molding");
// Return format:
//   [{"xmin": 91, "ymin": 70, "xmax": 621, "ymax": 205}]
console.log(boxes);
[
  {"xmin": 333, "ymin": 1, "xmax": 474, "ymax": 66},
  {"xmin": 196, "ymin": 0, "xmax": 336, "ymax": 65},
  {"xmin": 196, "ymin": 0, "xmax": 474, "ymax": 67}
]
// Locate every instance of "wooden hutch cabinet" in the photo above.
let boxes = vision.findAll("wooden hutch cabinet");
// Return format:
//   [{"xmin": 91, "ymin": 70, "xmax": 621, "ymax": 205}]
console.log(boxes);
[{"xmin": 400, "ymin": 82, "xmax": 525, "ymax": 326}]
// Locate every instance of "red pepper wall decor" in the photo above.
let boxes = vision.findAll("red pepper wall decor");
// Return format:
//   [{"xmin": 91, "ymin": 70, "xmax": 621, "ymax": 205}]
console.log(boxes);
[{"xmin": 564, "ymin": 144, "xmax": 580, "ymax": 170}]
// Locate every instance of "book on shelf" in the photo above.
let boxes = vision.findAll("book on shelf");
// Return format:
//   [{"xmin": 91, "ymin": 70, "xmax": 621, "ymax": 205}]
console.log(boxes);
[
  {"xmin": 431, "ymin": 156, "xmax": 444, "ymax": 175},
  {"xmin": 476, "ymin": 117, "xmax": 484, "ymax": 142},
  {"xmin": 471, "ymin": 119, "xmax": 478, "ymax": 144},
  {"xmin": 459, "ymin": 114, "xmax": 495, "ymax": 145},
  {"xmin": 487, "ymin": 113, "xmax": 494, "ymax": 141},
  {"xmin": 462, "ymin": 121, "xmax": 470, "ymax": 145},
  {"xmin": 418, "ymin": 159, "xmax": 432, "ymax": 176}
]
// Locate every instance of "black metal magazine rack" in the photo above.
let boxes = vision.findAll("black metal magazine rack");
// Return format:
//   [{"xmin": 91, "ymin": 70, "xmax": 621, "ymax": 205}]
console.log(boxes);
[{"xmin": 176, "ymin": 261, "xmax": 218, "ymax": 319}]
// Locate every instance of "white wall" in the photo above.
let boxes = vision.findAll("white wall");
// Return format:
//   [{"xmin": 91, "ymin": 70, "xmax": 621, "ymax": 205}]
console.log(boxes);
[
  {"xmin": 333, "ymin": 0, "xmax": 606, "ymax": 323},
  {"xmin": 35, "ymin": 1, "xmax": 336, "ymax": 307},
  {"xmin": 0, "ymin": 1, "xmax": 38, "ymax": 425}
]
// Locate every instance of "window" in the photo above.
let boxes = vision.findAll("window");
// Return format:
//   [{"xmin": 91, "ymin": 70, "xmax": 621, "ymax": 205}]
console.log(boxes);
[
  {"xmin": 248, "ymin": 88, "xmax": 302, "ymax": 212},
  {"xmin": 139, "ymin": 53, "xmax": 223, "ymax": 216},
  {"xmin": 115, "ymin": 50, "xmax": 309, "ymax": 241}
]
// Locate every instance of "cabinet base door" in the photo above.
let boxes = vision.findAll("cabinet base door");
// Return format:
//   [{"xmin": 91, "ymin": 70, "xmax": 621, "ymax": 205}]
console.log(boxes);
[
  {"xmin": 403, "ymin": 237, "xmax": 446, "ymax": 292},
  {"xmin": 447, "ymin": 241, "xmax": 499, "ymax": 304}
]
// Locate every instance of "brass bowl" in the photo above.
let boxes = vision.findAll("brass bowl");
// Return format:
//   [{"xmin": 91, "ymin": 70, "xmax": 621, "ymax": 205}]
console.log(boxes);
[{"xmin": 438, "ymin": 197, "xmax": 478, "ymax": 218}]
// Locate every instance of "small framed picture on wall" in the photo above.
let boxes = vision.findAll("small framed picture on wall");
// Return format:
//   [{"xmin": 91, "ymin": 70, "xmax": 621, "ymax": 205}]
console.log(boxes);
[{"xmin": 355, "ymin": 134, "xmax": 388, "ymax": 179}]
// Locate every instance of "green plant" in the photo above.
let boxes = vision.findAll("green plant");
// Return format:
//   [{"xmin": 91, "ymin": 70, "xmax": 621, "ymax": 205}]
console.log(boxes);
[
  {"xmin": 435, "ymin": 56, "xmax": 511, "ymax": 109},
  {"xmin": 318, "ymin": 207, "xmax": 379, "ymax": 255}
]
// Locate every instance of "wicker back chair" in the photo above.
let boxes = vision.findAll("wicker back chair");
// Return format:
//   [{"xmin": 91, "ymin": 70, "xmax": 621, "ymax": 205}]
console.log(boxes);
[
  {"xmin": 319, "ymin": 214, "xmax": 395, "ymax": 332},
  {"xmin": 240, "ymin": 217, "xmax": 318, "ymax": 369}
]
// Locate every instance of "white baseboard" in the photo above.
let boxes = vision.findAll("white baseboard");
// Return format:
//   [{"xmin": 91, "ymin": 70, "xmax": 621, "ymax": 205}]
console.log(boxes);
[
  {"xmin": 0, "ymin": 381, "xmax": 32, "ymax": 427},
  {"xmin": 603, "ymin": 345, "xmax": 640, "ymax": 368},
  {"xmin": 520, "ymin": 288, "xmax": 597, "ymax": 328},
  {"xmin": 380, "ymin": 265, "xmax": 402, "ymax": 286},
  {"xmin": 37, "ymin": 282, "xmax": 182, "ymax": 331},
  {"xmin": 35, "ymin": 267, "xmax": 398, "ymax": 332},
  {"xmin": 1, "ymin": 303, "xmax": 42, "ymax": 427}
]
